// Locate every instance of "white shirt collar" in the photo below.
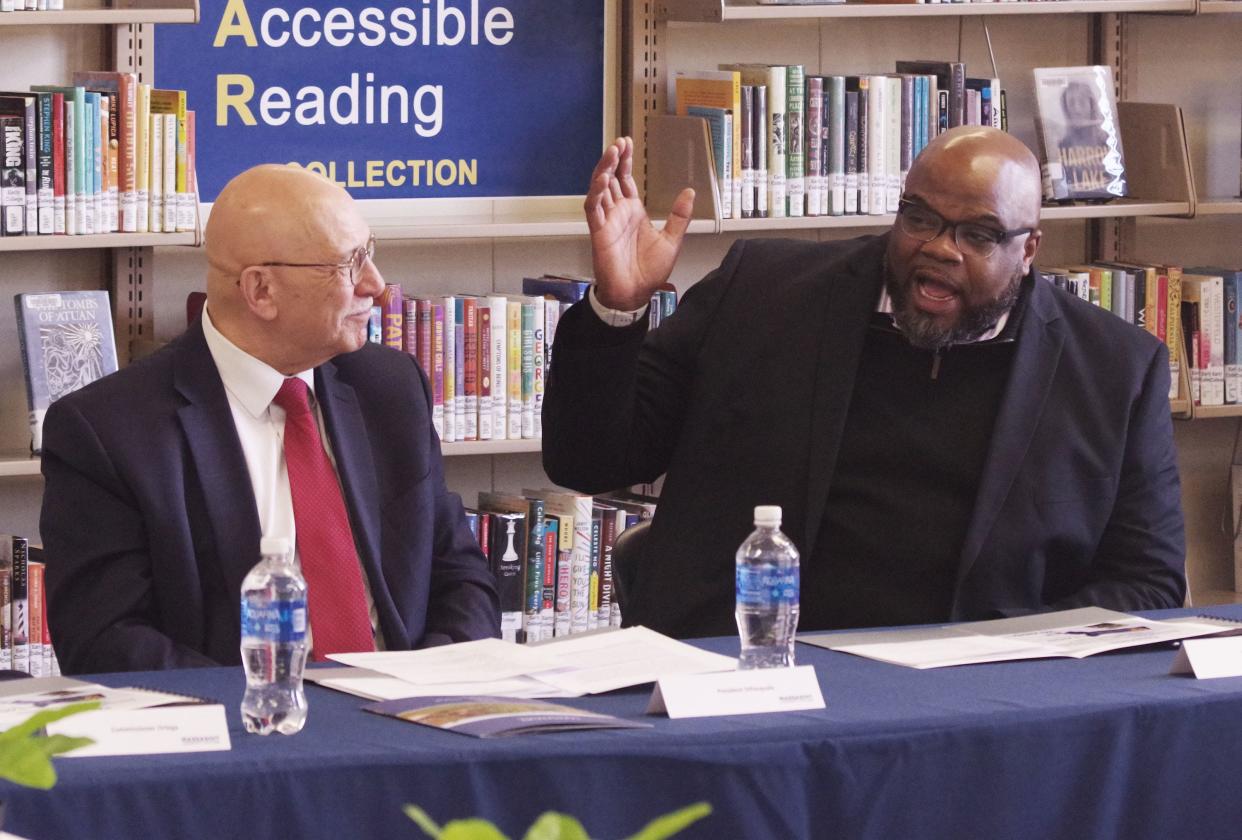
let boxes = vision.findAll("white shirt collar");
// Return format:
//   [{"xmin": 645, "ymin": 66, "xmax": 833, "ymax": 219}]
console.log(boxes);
[{"xmin": 201, "ymin": 306, "xmax": 316, "ymax": 418}]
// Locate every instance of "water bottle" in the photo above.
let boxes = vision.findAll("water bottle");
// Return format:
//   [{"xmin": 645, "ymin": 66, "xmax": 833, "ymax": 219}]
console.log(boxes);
[
  {"xmin": 735, "ymin": 505, "xmax": 801, "ymax": 669},
  {"xmin": 240, "ymin": 536, "xmax": 309, "ymax": 735}
]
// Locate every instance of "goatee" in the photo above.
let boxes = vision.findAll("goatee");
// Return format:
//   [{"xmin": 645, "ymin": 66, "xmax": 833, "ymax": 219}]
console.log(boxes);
[{"xmin": 886, "ymin": 265, "xmax": 1024, "ymax": 351}]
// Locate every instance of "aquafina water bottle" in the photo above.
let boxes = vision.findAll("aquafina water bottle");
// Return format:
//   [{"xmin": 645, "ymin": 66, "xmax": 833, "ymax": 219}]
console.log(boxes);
[
  {"xmin": 735, "ymin": 505, "xmax": 801, "ymax": 669},
  {"xmin": 240, "ymin": 536, "xmax": 309, "ymax": 735}
]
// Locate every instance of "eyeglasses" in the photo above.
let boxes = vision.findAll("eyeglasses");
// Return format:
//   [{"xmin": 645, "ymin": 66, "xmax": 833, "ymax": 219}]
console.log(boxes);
[
  {"xmin": 260, "ymin": 234, "xmax": 376, "ymax": 286},
  {"xmin": 896, "ymin": 199, "xmax": 1034, "ymax": 259}
]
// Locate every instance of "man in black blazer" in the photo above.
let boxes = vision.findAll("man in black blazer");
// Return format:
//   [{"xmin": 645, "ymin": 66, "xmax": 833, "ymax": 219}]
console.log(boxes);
[
  {"xmin": 543, "ymin": 127, "xmax": 1185, "ymax": 639},
  {"xmin": 42, "ymin": 165, "xmax": 500, "ymax": 674}
]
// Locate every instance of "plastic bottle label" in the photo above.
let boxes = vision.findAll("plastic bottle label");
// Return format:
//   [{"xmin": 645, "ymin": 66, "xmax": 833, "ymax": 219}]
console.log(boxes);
[
  {"xmin": 241, "ymin": 598, "xmax": 308, "ymax": 643},
  {"xmin": 736, "ymin": 567, "xmax": 800, "ymax": 607}
]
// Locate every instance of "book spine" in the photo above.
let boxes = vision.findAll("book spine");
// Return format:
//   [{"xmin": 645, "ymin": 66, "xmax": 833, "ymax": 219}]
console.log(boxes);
[
  {"xmin": 477, "ymin": 304, "xmax": 493, "ymax": 441},
  {"xmin": 148, "ymin": 111, "xmax": 163, "ymax": 232},
  {"xmin": 867, "ymin": 76, "xmax": 886, "ymax": 215},
  {"xmin": 463, "ymin": 297, "xmax": 478, "ymax": 441},
  {"xmin": 885, "ymin": 76, "xmax": 901, "ymax": 212},
  {"xmin": 753, "ymin": 84, "xmax": 767, "ymax": 219},
  {"xmin": 1207, "ymin": 277, "xmax": 1226, "ymax": 406},
  {"xmin": 767, "ymin": 68, "xmax": 786, "ymax": 219},
  {"xmin": 857, "ymin": 77, "xmax": 870, "ymax": 215},
  {"xmin": 162, "ymin": 110, "xmax": 176, "ymax": 232},
  {"xmin": 487, "ymin": 294, "xmax": 508, "ymax": 440},
  {"xmin": 431, "ymin": 303, "xmax": 445, "ymax": 439},
  {"xmin": 440, "ymin": 296, "xmax": 456, "ymax": 442},
  {"xmin": 382, "ymin": 284, "xmax": 403, "ymax": 351},
  {"xmin": 1167, "ymin": 268, "xmax": 1183, "ymax": 401},
  {"xmin": 520, "ymin": 300, "xmax": 536, "ymax": 439},
  {"xmin": 541, "ymin": 518, "xmax": 557, "ymax": 635},
  {"xmin": 785, "ymin": 65, "xmax": 804, "ymax": 218},
  {"xmin": 105, "ymin": 94, "xmax": 119, "ymax": 231},
  {"xmin": 523, "ymin": 499, "xmax": 545, "ymax": 642},
  {"xmin": 740, "ymin": 85, "xmax": 754, "ymax": 219},
  {"xmin": 844, "ymin": 88, "xmax": 859, "ymax": 215},
  {"xmin": 805, "ymin": 76, "xmax": 823, "ymax": 217},
  {"xmin": 530, "ymin": 296, "xmax": 545, "ymax": 439},
  {"xmin": 507, "ymin": 300, "xmax": 522, "ymax": 440},
  {"xmin": 22, "ymin": 96, "xmax": 36, "ymax": 235},
  {"xmin": 0, "ymin": 564, "xmax": 10, "ymax": 671},
  {"xmin": 598, "ymin": 508, "xmax": 617, "ymax": 630},
  {"xmin": 136, "ymin": 83, "xmax": 150, "ymax": 233},
  {"xmin": 899, "ymin": 74, "xmax": 914, "ymax": 195},
  {"xmin": 11, "ymin": 537, "xmax": 28, "ymax": 674},
  {"xmin": 121, "ymin": 74, "xmax": 137, "ymax": 232},
  {"xmin": 828, "ymin": 76, "xmax": 845, "ymax": 216},
  {"xmin": 27, "ymin": 561, "xmax": 43, "ymax": 678},
  {"xmin": 0, "ymin": 115, "xmax": 23, "ymax": 235},
  {"xmin": 36, "ymin": 93, "xmax": 54, "ymax": 235},
  {"xmin": 52, "ymin": 93, "xmax": 65, "ymax": 235},
  {"xmin": 1232, "ymin": 275, "xmax": 1242, "ymax": 405}
]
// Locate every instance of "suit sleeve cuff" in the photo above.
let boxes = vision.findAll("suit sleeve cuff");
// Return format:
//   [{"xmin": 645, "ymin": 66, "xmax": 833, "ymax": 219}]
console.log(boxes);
[{"xmin": 588, "ymin": 287, "xmax": 649, "ymax": 327}]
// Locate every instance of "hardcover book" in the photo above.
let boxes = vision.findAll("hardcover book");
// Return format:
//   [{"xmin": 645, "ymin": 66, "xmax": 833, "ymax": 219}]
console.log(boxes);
[
  {"xmin": 1032, "ymin": 65, "xmax": 1127, "ymax": 202},
  {"xmin": 15, "ymin": 290, "xmax": 118, "ymax": 453}
]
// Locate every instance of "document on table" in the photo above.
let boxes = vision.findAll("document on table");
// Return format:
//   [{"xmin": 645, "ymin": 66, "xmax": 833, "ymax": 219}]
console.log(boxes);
[
  {"xmin": 798, "ymin": 607, "xmax": 1242, "ymax": 669},
  {"xmin": 324, "ymin": 627, "xmax": 737, "ymax": 699}
]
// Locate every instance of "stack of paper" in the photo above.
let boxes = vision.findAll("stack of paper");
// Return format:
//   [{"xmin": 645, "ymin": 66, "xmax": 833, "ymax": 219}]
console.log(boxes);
[{"xmin": 310, "ymin": 626, "xmax": 737, "ymax": 701}]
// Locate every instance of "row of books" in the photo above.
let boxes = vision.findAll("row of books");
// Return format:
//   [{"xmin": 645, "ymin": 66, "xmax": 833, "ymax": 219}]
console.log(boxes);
[
  {"xmin": 0, "ymin": 0, "xmax": 64, "ymax": 9},
  {"xmin": 1, "ymin": 72, "xmax": 196, "ymax": 237},
  {"xmin": 468, "ymin": 489, "xmax": 657, "ymax": 644},
  {"xmin": 0, "ymin": 536, "xmax": 61, "ymax": 678},
  {"xmin": 361, "ymin": 275, "xmax": 677, "ymax": 444},
  {"xmin": 1041, "ymin": 262, "xmax": 1242, "ymax": 406},
  {"xmin": 672, "ymin": 60, "xmax": 1003, "ymax": 220}
]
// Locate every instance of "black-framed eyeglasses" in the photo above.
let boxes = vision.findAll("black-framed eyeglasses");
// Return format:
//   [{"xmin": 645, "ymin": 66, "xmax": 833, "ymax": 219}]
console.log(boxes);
[
  {"xmin": 896, "ymin": 198, "xmax": 1034, "ymax": 259},
  {"xmin": 260, "ymin": 234, "xmax": 376, "ymax": 286}
]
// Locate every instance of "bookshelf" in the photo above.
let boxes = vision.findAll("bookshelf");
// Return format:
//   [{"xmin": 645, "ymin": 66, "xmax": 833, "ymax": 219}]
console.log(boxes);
[{"xmin": 660, "ymin": 0, "xmax": 1198, "ymax": 22}]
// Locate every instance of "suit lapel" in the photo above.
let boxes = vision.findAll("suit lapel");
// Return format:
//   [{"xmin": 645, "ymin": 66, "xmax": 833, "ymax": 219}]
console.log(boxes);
[
  {"xmin": 802, "ymin": 237, "xmax": 888, "ymax": 554},
  {"xmin": 174, "ymin": 322, "xmax": 263, "ymax": 600},
  {"xmin": 954, "ymin": 276, "xmax": 1065, "ymax": 591},
  {"xmin": 314, "ymin": 362, "xmax": 394, "ymax": 636}
]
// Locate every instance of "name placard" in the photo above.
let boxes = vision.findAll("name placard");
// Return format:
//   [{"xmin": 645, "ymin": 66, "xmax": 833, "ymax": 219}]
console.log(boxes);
[
  {"xmin": 647, "ymin": 665, "xmax": 825, "ymax": 719},
  {"xmin": 1170, "ymin": 637, "xmax": 1242, "ymax": 680}
]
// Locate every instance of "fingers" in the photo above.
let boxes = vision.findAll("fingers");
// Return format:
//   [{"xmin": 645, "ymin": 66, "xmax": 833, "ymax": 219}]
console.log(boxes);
[
  {"xmin": 661, "ymin": 187, "xmax": 696, "ymax": 243},
  {"xmin": 617, "ymin": 137, "xmax": 639, "ymax": 200},
  {"xmin": 584, "ymin": 140, "xmax": 622, "ymax": 228}
]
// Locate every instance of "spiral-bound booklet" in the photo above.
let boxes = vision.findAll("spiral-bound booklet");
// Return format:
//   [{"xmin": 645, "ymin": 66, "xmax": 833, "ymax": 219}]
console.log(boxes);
[{"xmin": 801, "ymin": 607, "xmax": 1242, "ymax": 670}]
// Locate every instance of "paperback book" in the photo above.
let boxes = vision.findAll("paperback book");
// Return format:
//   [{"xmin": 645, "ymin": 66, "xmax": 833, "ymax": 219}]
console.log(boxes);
[{"xmin": 14, "ymin": 290, "xmax": 118, "ymax": 453}]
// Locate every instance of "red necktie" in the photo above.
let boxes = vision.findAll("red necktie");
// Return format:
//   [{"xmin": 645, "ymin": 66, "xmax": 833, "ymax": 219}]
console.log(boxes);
[{"xmin": 273, "ymin": 377, "xmax": 375, "ymax": 660}]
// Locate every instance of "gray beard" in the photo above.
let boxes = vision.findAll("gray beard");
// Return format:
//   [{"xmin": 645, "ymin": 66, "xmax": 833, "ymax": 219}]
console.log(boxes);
[{"xmin": 886, "ymin": 265, "xmax": 1024, "ymax": 352}]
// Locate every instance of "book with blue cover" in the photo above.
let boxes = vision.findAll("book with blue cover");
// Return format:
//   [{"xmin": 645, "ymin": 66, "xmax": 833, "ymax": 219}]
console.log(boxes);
[{"xmin": 14, "ymin": 290, "xmax": 118, "ymax": 453}]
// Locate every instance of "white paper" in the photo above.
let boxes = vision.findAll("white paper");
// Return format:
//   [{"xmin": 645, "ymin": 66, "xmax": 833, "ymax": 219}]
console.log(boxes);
[
  {"xmin": 647, "ymin": 665, "xmax": 824, "ymax": 718},
  {"xmin": 524, "ymin": 627, "xmax": 738, "ymax": 695},
  {"xmin": 805, "ymin": 607, "xmax": 1242, "ymax": 669},
  {"xmin": 49, "ymin": 705, "xmax": 231, "ymax": 757},
  {"xmin": 329, "ymin": 637, "xmax": 560, "ymax": 685},
  {"xmin": 1170, "ymin": 637, "xmax": 1242, "ymax": 679},
  {"xmin": 324, "ymin": 627, "xmax": 736, "ymax": 698}
]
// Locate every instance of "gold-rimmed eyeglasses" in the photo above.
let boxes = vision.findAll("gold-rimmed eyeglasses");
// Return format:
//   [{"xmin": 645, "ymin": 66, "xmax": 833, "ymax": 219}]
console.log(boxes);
[{"xmin": 260, "ymin": 234, "xmax": 376, "ymax": 286}]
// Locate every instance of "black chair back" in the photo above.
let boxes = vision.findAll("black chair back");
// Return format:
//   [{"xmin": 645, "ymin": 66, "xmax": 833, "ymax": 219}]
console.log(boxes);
[{"xmin": 610, "ymin": 519, "xmax": 651, "ymax": 616}]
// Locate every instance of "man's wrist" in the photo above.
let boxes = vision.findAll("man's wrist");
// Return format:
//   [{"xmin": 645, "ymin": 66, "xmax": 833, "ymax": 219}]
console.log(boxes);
[{"xmin": 589, "ymin": 287, "xmax": 649, "ymax": 327}]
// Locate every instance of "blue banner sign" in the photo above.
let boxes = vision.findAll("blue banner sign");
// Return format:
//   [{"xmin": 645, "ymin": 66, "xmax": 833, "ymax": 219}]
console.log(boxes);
[{"xmin": 156, "ymin": 0, "xmax": 606, "ymax": 202}]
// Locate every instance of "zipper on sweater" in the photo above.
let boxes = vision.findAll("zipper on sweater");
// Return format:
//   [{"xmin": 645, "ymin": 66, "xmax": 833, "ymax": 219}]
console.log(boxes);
[{"xmin": 930, "ymin": 349, "xmax": 942, "ymax": 380}]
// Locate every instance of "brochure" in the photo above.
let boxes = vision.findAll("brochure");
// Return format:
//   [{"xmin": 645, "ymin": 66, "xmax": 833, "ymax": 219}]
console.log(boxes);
[
  {"xmin": 798, "ymin": 607, "xmax": 1242, "ymax": 669},
  {"xmin": 364, "ymin": 695, "xmax": 653, "ymax": 738}
]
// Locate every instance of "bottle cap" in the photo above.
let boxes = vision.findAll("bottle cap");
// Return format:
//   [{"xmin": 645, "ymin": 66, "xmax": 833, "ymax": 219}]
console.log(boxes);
[
  {"xmin": 260, "ymin": 536, "xmax": 292, "ymax": 557},
  {"xmin": 753, "ymin": 505, "xmax": 782, "ymax": 527}
]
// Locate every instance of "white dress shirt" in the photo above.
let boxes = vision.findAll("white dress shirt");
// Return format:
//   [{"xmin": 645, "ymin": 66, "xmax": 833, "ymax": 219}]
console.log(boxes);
[{"xmin": 200, "ymin": 306, "xmax": 384, "ymax": 649}]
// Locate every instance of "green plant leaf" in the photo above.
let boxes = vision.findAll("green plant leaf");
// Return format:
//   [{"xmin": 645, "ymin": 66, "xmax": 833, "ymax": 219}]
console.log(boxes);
[
  {"xmin": 0, "ymin": 702, "xmax": 100, "ymax": 789},
  {"xmin": 625, "ymin": 803, "xmax": 712, "ymax": 840},
  {"xmin": 440, "ymin": 818, "xmax": 510, "ymax": 840},
  {"xmin": 0, "ymin": 701, "xmax": 101, "ymax": 741},
  {"xmin": 521, "ymin": 812, "xmax": 591, "ymax": 840},
  {"xmin": 403, "ymin": 805, "xmax": 444, "ymax": 838}
]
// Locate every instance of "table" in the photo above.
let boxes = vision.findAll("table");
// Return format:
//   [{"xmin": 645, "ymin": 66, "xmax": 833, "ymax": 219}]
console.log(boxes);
[{"xmin": 5, "ymin": 606, "xmax": 1242, "ymax": 840}]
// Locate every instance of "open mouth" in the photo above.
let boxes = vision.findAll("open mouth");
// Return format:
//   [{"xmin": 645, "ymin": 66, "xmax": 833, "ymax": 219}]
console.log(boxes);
[{"xmin": 914, "ymin": 273, "xmax": 960, "ymax": 311}]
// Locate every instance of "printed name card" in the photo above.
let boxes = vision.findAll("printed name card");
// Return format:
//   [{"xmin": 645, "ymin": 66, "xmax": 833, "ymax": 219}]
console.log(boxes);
[
  {"xmin": 1170, "ymin": 637, "xmax": 1242, "ymax": 680},
  {"xmin": 647, "ymin": 665, "xmax": 824, "ymax": 719}
]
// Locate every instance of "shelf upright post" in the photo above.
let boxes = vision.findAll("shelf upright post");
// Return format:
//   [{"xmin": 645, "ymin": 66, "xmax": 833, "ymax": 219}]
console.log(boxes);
[{"xmin": 112, "ymin": 17, "xmax": 157, "ymax": 364}]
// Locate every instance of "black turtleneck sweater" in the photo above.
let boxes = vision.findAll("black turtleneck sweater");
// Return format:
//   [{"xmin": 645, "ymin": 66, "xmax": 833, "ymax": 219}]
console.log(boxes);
[{"xmin": 806, "ymin": 315, "xmax": 1017, "ymax": 631}]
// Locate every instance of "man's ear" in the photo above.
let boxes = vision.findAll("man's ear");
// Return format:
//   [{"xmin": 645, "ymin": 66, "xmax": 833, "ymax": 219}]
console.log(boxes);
[
  {"xmin": 1021, "ymin": 228, "xmax": 1042, "ymax": 274},
  {"xmin": 238, "ymin": 266, "xmax": 279, "ymax": 322}
]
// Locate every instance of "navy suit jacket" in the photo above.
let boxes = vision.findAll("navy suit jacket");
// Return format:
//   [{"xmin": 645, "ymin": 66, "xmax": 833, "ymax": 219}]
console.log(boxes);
[
  {"xmin": 42, "ymin": 320, "xmax": 500, "ymax": 674},
  {"xmin": 543, "ymin": 235, "xmax": 1186, "ymax": 638}
]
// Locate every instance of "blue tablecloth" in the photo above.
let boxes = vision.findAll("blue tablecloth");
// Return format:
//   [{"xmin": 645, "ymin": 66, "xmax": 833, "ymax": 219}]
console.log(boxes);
[{"xmin": 5, "ymin": 605, "xmax": 1242, "ymax": 840}]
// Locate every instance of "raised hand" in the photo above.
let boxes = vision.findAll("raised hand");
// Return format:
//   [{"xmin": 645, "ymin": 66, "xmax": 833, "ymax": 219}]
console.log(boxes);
[{"xmin": 583, "ymin": 137, "xmax": 695, "ymax": 312}]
